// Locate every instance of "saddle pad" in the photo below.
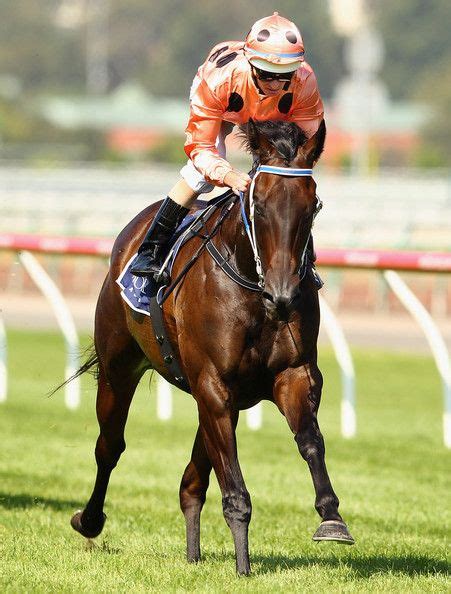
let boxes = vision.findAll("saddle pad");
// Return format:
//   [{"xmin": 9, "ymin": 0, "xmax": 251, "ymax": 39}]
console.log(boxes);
[
  {"xmin": 116, "ymin": 217, "xmax": 196, "ymax": 314},
  {"xmin": 116, "ymin": 190, "xmax": 234, "ymax": 315},
  {"xmin": 116, "ymin": 254, "xmax": 160, "ymax": 316}
]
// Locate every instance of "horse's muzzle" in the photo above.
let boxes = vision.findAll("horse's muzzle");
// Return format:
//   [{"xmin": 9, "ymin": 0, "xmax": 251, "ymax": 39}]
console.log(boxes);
[{"xmin": 262, "ymin": 286, "xmax": 301, "ymax": 321}]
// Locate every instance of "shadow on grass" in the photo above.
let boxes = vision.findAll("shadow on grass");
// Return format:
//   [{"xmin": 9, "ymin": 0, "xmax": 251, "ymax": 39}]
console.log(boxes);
[
  {"xmin": 0, "ymin": 492, "xmax": 80, "ymax": 511},
  {"xmin": 83, "ymin": 539, "xmax": 122, "ymax": 555},
  {"xmin": 260, "ymin": 553, "xmax": 448, "ymax": 578},
  {"xmin": 204, "ymin": 551, "xmax": 448, "ymax": 578}
]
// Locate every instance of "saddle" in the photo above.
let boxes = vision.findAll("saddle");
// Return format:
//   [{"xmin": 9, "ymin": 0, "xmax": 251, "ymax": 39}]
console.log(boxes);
[{"xmin": 117, "ymin": 190, "xmax": 236, "ymax": 311}]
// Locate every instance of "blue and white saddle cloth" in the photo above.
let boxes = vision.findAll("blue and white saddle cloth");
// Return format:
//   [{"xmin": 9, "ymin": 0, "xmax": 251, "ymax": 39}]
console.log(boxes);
[
  {"xmin": 116, "ymin": 257, "xmax": 159, "ymax": 316},
  {"xmin": 116, "ymin": 192, "xmax": 234, "ymax": 315}
]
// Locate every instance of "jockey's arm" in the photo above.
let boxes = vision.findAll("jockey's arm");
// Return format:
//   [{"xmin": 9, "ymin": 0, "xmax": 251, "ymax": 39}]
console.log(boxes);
[
  {"xmin": 184, "ymin": 79, "xmax": 250, "ymax": 193},
  {"xmin": 290, "ymin": 70, "xmax": 324, "ymax": 139}
]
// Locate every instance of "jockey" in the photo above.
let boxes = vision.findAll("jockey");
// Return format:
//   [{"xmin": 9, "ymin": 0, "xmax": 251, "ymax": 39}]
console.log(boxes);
[{"xmin": 131, "ymin": 12, "xmax": 324, "ymax": 278}]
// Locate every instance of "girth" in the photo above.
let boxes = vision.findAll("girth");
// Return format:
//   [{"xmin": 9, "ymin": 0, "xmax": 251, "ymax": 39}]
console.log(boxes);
[{"xmin": 148, "ymin": 295, "xmax": 191, "ymax": 392}]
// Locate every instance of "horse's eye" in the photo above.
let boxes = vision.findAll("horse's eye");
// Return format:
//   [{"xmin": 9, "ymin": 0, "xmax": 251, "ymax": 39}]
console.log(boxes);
[{"xmin": 254, "ymin": 203, "xmax": 265, "ymax": 218}]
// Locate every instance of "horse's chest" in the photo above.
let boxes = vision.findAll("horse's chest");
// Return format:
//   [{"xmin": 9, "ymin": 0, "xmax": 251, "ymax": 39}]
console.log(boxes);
[
  {"xmin": 268, "ymin": 329, "xmax": 306, "ymax": 372},
  {"xmin": 241, "ymin": 321, "xmax": 308, "ymax": 376}
]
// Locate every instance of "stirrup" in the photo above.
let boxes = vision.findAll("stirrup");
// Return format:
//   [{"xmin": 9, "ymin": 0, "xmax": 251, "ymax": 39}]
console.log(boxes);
[
  {"xmin": 130, "ymin": 250, "xmax": 171, "ymax": 284},
  {"xmin": 153, "ymin": 267, "xmax": 170, "ymax": 284},
  {"xmin": 130, "ymin": 250, "xmax": 161, "ymax": 277}
]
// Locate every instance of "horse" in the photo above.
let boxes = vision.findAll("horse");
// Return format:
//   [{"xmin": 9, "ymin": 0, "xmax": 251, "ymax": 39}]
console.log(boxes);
[{"xmin": 69, "ymin": 119, "xmax": 354, "ymax": 575}]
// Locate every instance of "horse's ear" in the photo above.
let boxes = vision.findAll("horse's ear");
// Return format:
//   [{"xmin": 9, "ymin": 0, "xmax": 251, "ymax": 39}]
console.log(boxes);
[
  {"xmin": 246, "ymin": 119, "xmax": 273, "ymax": 160},
  {"xmin": 299, "ymin": 119, "xmax": 326, "ymax": 167}
]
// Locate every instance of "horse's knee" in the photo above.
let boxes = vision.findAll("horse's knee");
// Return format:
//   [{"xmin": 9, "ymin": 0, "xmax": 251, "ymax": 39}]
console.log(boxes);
[
  {"xmin": 307, "ymin": 386, "xmax": 322, "ymax": 412},
  {"xmin": 222, "ymin": 490, "xmax": 252, "ymax": 526}
]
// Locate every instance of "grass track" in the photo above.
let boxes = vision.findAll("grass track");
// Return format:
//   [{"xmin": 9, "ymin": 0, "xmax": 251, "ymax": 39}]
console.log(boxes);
[{"xmin": 0, "ymin": 330, "xmax": 449, "ymax": 593}]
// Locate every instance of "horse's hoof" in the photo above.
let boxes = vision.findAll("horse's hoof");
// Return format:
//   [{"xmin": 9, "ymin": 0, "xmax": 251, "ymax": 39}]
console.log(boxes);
[
  {"xmin": 70, "ymin": 510, "xmax": 107, "ymax": 539},
  {"xmin": 312, "ymin": 520, "xmax": 355, "ymax": 545}
]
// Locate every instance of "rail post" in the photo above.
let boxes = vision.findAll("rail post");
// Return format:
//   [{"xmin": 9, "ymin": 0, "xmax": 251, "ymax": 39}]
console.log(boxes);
[
  {"xmin": 384, "ymin": 270, "xmax": 451, "ymax": 448},
  {"xmin": 319, "ymin": 295, "xmax": 356, "ymax": 438},
  {"xmin": 18, "ymin": 251, "xmax": 80, "ymax": 410},
  {"xmin": 1, "ymin": 235, "xmax": 450, "ymax": 446},
  {"xmin": 156, "ymin": 376, "xmax": 173, "ymax": 421}
]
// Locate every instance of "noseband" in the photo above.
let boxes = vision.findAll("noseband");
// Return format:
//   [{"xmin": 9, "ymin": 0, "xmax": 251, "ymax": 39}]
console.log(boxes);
[{"xmin": 239, "ymin": 165, "xmax": 322, "ymax": 289}]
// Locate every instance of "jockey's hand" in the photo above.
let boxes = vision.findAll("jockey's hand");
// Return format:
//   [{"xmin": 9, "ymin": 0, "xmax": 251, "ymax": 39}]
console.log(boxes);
[{"xmin": 224, "ymin": 170, "xmax": 251, "ymax": 195}]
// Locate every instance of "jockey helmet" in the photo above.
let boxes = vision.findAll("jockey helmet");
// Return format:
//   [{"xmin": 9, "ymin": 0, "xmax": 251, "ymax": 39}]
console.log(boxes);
[{"xmin": 244, "ymin": 12, "xmax": 305, "ymax": 74}]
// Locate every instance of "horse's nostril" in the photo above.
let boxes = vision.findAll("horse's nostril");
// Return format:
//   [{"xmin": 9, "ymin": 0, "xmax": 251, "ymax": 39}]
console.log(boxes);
[
  {"xmin": 273, "ymin": 297, "xmax": 291, "ymax": 322},
  {"xmin": 288, "ymin": 288, "xmax": 301, "ymax": 306},
  {"xmin": 262, "ymin": 291, "xmax": 274, "ymax": 303},
  {"xmin": 274, "ymin": 296, "xmax": 290, "ymax": 310}
]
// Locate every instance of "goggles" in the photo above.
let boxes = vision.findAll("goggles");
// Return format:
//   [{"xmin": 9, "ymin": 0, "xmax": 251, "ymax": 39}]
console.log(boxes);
[{"xmin": 252, "ymin": 66, "xmax": 294, "ymax": 83}]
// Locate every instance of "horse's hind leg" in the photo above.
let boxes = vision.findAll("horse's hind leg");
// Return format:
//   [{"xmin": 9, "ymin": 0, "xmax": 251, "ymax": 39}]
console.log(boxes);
[
  {"xmin": 71, "ymin": 342, "xmax": 145, "ymax": 539},
  {"xmin": 274, "ymin": 364, "xmax": 354, "ymax": 544},
  {"xmin": 179, "ymin": 427, "xmax": 212, "ymax": 562}
]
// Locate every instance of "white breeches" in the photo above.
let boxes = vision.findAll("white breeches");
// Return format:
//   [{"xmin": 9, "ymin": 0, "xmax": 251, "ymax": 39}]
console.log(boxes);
[{"xmin": 180, "ymin": 122, "xmax": 232, "ymax": 195}]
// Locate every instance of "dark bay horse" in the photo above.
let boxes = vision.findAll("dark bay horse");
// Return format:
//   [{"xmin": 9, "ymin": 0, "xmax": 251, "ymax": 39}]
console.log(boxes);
[{"xmin": 70, "ymin": 119, "xmax": 354, "ymax": 575}]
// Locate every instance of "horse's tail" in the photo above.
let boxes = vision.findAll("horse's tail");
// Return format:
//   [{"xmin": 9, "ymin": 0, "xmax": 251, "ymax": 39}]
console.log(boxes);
[{"xmin": 48, "ymin": 343, "xmax": 99, "ymax": 397}]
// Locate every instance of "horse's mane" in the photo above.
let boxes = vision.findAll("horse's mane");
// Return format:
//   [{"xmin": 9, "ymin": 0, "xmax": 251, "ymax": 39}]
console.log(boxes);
[{"xmin": 241, "ymin": 120, "xmax": 309, "ymax": 162}]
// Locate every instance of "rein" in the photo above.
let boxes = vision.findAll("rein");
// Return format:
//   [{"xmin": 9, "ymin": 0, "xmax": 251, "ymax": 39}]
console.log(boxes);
[{"xmin": 239, "ymin": 164, "xmax": 321, "ymax": 289}]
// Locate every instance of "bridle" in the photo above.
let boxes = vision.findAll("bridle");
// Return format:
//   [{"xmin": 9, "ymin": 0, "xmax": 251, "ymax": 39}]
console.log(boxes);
[{"xmin": 239, "ymin": 164, "xmax": 322, "ymax": 289}]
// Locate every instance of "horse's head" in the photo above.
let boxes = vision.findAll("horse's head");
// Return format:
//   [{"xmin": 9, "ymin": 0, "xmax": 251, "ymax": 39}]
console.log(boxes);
[{"xmin": 243, "ymin": 119, "xmax": 326, "ymax": 320}]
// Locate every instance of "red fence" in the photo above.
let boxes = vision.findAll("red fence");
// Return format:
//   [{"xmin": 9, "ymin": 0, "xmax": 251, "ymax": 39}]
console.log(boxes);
[
  {"xmin": 1, "ymin": 233, "xmax": 451, "ymax": 273},
  {"xmin": 1, "ymin": 232, "xmax": 450, "ymax": 446}
]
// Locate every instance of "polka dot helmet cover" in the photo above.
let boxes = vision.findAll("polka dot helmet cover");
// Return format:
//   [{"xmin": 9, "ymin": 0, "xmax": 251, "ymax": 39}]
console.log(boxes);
[{"xmin": 244, "ymin": 12, "xmax": 305, "ymax": 73}]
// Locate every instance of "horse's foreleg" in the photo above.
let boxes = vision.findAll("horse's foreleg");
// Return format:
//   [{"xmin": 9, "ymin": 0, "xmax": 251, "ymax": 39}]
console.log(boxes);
[
  {"xmin": 195, "ymin": 377, "xmax": 251, "ymax": 575},
  {"xmin": 180, "ymin": 411, "xmax": 240, "ymax": 563},
  {"xmin": 179, "ymin": 427, "xmax": 212, "ymax": 563},
  {"xmin": 71, "ymin": 355, "xmax": 143, "ymax": 539},
  {"xmin": 274, "ymin": 364, "xmax": 354, "ymax": 544}
]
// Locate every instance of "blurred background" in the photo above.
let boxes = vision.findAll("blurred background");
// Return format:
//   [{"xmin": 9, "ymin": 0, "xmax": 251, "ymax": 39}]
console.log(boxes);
[
  {"xmin": 1, "ymin": 6, "xmax": 449, "ymax": 585},
  {"xmin": 0, "ymin": 0, "xmax": 450, "ymax": 348}
]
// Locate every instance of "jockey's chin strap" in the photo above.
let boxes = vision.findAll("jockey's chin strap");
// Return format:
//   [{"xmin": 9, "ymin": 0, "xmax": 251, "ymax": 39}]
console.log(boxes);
[{"xmin": 239, "ymin": 164, "xmax": 322, "ymax": 289}]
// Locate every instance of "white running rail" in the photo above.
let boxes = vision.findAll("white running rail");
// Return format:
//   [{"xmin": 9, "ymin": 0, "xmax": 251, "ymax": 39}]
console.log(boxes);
[
  {"xmin": 1, "ymin": 235, "xmax": 449, "ymax": 447},
  {"xmin": 18, "ymin": 251, "xmax": 80, "ymax": 409},
  {"xmin": 319, "ymin": 295, "xmax": 357, "ymax": 438},
  {"xmin": 384, "ymin": 270, "xmax": 451, "ymax": 448},
  {"xmin": 156, "ymin": 377, "xmax": 173, "ymax": 421},
  {"xmin": 246, "ymin": 404, "xmax": 263, "ymax": 430}
]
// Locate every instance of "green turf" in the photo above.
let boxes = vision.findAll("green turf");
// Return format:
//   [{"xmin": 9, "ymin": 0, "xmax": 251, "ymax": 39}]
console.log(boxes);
[{"xmin": 0, "ymin": 330, "xmax": 449, "ymax": 593}]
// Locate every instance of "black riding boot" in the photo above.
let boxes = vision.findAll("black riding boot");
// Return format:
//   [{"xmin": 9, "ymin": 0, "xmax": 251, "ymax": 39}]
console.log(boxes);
[
  {"xmin": 306, "ymin": 234, "xmax": 324, "ymax": 289},
  {"xmin": 130, "ymin": 197, "xmax": 189, "ymax": 279}
]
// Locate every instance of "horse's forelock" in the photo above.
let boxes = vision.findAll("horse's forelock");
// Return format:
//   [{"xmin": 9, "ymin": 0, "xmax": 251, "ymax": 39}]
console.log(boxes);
[{"xmin": 241, "ymin": 120, "xmax": 308, "ymax": 162}]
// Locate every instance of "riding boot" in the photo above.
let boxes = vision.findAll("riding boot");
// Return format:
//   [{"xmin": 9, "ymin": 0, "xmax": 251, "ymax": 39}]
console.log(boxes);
[
  {"xmin": 130, "ymin": 197, "xmax": 189, "ymax": 279},
  {"xmin": 306, "ymin": 234, "xmax": 324, "ymax": 289}
]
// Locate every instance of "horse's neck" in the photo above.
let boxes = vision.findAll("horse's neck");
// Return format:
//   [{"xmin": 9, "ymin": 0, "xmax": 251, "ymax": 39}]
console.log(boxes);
[{"xmin": 220, "ymin": 200, "xmax": 260, "ymax": 284}]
